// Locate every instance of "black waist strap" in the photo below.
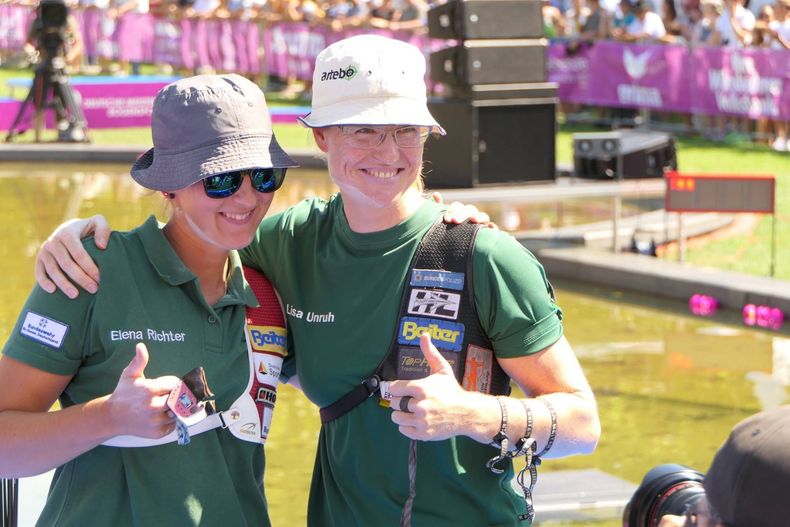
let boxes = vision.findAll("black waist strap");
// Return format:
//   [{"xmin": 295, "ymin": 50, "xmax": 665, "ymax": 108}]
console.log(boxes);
[{"xmin": 319, "ymin": 376, "xmax": 380, "ymax": 424}]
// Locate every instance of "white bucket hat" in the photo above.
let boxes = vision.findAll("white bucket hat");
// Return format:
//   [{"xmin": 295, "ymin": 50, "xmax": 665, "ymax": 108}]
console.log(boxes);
[
  {"xmin": 132, "ymin": 74, "xmax": 297, "ymax": 192},
  {"xmin": 298, "ymin": 35, "xmax": 446, "ymax": 134}
]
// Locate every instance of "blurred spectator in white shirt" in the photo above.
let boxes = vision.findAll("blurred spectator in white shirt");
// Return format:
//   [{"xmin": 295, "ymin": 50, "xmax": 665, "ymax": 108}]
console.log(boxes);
[
  {"xmin": 613, "ymin": 0, "xmax": 667, "ymax": 41},
  {"xmin": 565, "ymin": 0, "xmax": 592, "ymax": 37},
  {"xmin": 767, "ymin": 0, "xmax": 790, "ymax": 46},
  {"xmin": 711, "ymin": 0, "xmax": 755, "ymax": 45},
  {"xmin": 691, "ymin": 0, "xmax": 723, "ymax": 43}
]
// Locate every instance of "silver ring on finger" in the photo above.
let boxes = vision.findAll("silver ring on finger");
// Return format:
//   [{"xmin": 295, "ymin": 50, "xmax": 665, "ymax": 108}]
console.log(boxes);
[{"xmin": 399, "ymin": 395, "xmax": 413, "ymax": 413}]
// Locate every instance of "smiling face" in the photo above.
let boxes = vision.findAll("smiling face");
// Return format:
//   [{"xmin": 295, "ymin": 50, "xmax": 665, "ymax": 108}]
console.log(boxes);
[
  {"xmin": 313, "ymin": 126, "xmax": 425, "ymax": 230},
  {"xmin": 169, "ymin": 173, "xmax": 274, "ymax": 255}
]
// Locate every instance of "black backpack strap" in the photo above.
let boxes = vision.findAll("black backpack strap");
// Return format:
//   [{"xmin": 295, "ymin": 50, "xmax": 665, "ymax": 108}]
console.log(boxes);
[{"xmin": 320, "ymin": 220, "xmax": 509, "ymax": 425}]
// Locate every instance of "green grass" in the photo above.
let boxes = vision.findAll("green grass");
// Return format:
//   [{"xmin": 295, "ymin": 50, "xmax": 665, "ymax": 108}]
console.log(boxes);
[{"xmin": 3, "ymin": 66, "xmax": 788, "ymax": 279}]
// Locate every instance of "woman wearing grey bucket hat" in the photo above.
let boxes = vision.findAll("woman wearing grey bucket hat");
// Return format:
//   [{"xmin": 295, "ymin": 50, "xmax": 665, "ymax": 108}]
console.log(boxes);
[
  {"xmin": 33, "ymin": 35, "xmax": 599, "ymax": 526},
  {"xmin": 0, "ymin": 73, "xmax": 295, "ymax": 526}
]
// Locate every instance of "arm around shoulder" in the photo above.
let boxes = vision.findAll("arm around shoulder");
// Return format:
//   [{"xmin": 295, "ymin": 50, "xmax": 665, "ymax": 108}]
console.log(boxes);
[{"xmin": 35, "ymin": 215, "xmax": 112, "ymax": 298}]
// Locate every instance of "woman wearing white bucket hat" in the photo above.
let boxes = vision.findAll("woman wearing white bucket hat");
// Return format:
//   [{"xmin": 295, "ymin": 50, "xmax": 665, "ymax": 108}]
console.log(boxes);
[
  {"xmin": 251, "ymin": 33, "xmax": 599, "ymax": 527},
  {"xmin": 32, "ymin": 35, "xmax": 599, "ymax": 526},
  {"xmin": 0, "ymin": 73, "xmax": 296, "ymax": 526}
]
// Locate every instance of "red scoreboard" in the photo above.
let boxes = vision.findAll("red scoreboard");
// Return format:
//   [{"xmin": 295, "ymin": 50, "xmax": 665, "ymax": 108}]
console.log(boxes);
[{"xmin": 665, "ymin": 171, "xmax": 775, "ymax": 214}]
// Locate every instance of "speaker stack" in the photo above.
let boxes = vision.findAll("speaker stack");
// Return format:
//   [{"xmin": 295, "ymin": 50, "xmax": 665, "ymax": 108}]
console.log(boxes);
[
  {"xmin": 423, "ymin": 0, "xmax": 557, "ymax": 188},
  {"xmin": 572, "ymin": 130, "xmax": 678, "ymax": 180}
]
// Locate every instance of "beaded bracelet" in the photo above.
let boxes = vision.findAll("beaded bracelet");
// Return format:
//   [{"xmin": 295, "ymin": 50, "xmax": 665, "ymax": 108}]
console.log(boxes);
[
  {"xmin": 486, "ymin": 397, "xmax": 510, "ymax": 474},
  {"xmin": 513, "ymin": 397, "xmax": 558, "ymax": 523}
]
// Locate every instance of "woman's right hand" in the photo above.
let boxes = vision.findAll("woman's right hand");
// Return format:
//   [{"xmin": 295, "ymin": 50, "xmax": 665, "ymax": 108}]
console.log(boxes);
[
  {"xmin": 108, "ymin": 343, "xmax": 180, "ymax": 438},
  {"xmin": 35, "ymin": 215, "xmax": 111, "ymax": 299}
]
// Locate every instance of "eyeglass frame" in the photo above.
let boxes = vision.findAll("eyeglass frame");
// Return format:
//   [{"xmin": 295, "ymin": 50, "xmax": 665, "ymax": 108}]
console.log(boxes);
[
  {"xmin": 201, "ymin": 167, "xmax": 287, "ymax": 199},
  {"xmin": 337, "ymin": 125, "xmax": 432, "ymax": 149}
]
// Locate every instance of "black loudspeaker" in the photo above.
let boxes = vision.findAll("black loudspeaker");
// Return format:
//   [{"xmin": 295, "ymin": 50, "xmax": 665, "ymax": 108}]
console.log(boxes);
[
  {"xmin": 428, "ymin": 0, "xmax": 544, "ymax": 39},
  {"xmin": 430, "ymin": 40, "xmax": 547, "ymax": 88},
  {"xmin": 423, "ymin": 96, "xmax": 557, "ymax": 188},
  {"xmin": 573, "ymin": 130, "xmax": 677, "ymax": 180}
]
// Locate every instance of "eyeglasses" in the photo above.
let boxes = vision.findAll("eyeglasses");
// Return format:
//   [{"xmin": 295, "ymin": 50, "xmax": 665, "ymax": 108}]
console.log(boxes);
[
  {"xmin": 338, "ymin": 125, "xmax": 431, "ymax": 149},
  {"xmin": 202, "ymin": 168, "xmax": 287, "ymax": 199}
]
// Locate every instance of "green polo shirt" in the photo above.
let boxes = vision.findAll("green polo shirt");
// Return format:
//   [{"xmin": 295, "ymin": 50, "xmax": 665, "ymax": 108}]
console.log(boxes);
[
  {"xmin": 241, "ymin": 195, "xmax": 563, "ymax": 526},
  {"xmin": 4, "ymin": 216, "xmax": 270, "ymax": 527}
]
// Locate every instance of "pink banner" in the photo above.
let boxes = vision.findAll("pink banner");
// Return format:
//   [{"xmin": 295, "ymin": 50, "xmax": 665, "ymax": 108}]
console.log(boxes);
[
  {"xmin": 262, "ymin": 23, "xmax": 436, "ymax": 84},
  {"xmin": 547, "ymin": 41, "xmax": 790, "ymax": 119},
  {"xmin": 690, "ymin": 47, "xmax": 790, "ymax": 120},
  {"xmin": 585, "ymin": 41, "xmax": 691, "ymax": 112},
  {"xmin": 4, "ymin": 4, "xmax": 788, "ymax": 120},
  {"xmin": 0, "ymin": 4, "xmax": 29, "ymax": 50},
  {"xmin": 76, "ymin": 80, "xmax": 167, "ymax": 127},
  {"xmin": 547, "ymin": 43, "xmax": 593, "ymax": 104},
  {"xmin": 0, "ymin": 78, "xmax": 172, "ymax": 131}
]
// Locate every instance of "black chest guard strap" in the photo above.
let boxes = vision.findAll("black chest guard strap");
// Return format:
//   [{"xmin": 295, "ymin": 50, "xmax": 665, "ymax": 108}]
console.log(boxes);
[{"xmin": 319, "ymin": 220, "xmax": 511, "ymax": 425}]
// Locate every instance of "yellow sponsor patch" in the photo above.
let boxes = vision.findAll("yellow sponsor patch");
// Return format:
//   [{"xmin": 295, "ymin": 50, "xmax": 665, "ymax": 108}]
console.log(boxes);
[{"xmin": 247, "ymin": 325, "xmax": 287, "ymax": 355}]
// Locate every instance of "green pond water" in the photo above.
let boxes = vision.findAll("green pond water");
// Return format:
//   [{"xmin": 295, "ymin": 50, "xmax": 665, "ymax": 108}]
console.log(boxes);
[{"xmin": 1, "ymin": 163, "xmax": 787, "ymax": 526}]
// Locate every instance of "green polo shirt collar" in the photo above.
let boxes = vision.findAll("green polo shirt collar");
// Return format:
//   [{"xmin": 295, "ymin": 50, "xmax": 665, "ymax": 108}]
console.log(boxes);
[{"xmin": 137, "ymin": 215, "xmax": 258, "ymax": 308}]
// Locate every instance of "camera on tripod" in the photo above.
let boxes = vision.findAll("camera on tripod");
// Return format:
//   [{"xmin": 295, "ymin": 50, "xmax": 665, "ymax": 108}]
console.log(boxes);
[
  {"xmin": 37, "ymin": 0, "xmax": 69, "ymax": 60},
  {"xmin": 4, "ymin": 0, "xmax": 90, "ymax": 143},
  {"xmin": 622, "ymin": 464, "xmax": 706, "ymax": 526}
]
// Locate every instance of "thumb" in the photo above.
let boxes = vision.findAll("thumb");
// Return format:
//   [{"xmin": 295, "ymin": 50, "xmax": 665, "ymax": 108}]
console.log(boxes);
[
  {"xmin": 122, "ymin": 342, "xmax": 149, "ymax": 380},
  {"xmin": 420, "ymin": 333, "xmax": 454, "ymax": 376}
]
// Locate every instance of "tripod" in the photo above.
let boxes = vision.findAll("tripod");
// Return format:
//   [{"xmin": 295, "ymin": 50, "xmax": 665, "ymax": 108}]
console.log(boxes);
[{"xmin": 5, "ymin": 56, "xmax": 90, "ymax": 143}]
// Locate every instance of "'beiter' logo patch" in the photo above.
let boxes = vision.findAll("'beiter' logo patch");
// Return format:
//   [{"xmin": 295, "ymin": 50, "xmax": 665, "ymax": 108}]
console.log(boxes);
[
  {"xmin": 410, "ymin": 269, "xmax": 465, "ymax": 291},
  {"xmin": 398, "ymin": 316, "xmax": 464, "ymax": 352},
  {"xmin": 407, "ymin": 289, "xmax": 461, "ymax": 320},
  {"xmin": 247, "ymin": 326, "xmax": 287, "ymax": 356}
]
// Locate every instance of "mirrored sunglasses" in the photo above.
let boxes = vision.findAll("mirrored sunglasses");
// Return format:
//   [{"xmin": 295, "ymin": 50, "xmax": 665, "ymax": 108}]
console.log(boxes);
[{"xmin": 202, "ymin": 168, "xmax": 287, "ymax": 199}]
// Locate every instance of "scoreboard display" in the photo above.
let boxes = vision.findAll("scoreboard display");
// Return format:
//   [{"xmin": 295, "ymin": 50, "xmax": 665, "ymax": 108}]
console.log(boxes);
[{"xmin": 665, "ymin": 171, "xmax": 775, "ymax": 213}]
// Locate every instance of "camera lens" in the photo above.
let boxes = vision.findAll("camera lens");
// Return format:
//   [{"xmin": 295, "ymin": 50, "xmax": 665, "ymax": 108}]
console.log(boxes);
[{"xmin": 623, "ymin": 464, "xmax": 706, "ymax": 527}]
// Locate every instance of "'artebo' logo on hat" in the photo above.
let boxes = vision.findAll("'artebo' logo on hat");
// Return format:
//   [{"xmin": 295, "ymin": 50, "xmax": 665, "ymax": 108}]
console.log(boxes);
[{"xmin": 320, "ymin": 64, "xmax": 358, "ymax": 81}]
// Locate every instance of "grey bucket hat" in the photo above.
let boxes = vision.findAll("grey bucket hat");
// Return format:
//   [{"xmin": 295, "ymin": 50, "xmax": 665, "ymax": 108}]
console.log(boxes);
[{"xmin": 132, "ymin": 74, "xmax": 297, "ymax": 192}]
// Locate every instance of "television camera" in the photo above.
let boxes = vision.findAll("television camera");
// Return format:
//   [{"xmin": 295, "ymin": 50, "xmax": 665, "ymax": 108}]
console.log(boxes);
[{"xmin": 5, "ymin": 0, "xmax": 90, "ymax": 143}]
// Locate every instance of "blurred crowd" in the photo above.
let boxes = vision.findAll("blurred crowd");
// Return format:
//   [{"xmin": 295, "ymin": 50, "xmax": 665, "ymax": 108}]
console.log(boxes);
[
  {"xmin": 547, "ymin": 0, "xmax": 789, "ymax": 50},
  {"xmin": 550, "ymin": 0, "xmax": 789, "ymax": 151},
  {"xmin": 0, "ymin": 0, "xmax": 788, "ymax": 149}
]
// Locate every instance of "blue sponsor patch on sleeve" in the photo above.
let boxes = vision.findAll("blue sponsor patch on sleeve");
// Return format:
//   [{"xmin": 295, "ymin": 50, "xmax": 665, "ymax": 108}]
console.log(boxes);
[
  {"xmin": 397, "ymin": 316, "xmax": 465, "ymax": 352},
  {"xmin": 410, "ymin": 269, "xmax": 465, "ymax": 291}
]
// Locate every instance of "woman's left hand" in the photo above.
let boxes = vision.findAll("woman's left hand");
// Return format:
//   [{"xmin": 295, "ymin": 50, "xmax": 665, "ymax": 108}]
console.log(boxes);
[
  {"xmin": 432, "ymin": 192, "xmax": 498, "ymax": 229},
  {"xmin": 384, "ymin": 334, "xmax": 487, "ymax": 441}
]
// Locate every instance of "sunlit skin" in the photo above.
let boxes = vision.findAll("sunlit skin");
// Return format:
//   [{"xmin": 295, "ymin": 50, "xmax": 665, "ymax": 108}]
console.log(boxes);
[
  {"xmin": 163, "ymin": 173, "xmax": 274, "ymax": 304},
  {"xmin": 312, "ymin": 126, "xmax": 426, "ymax": 233},
  {"xmin": 165, "ymin": 174, "xmax": 273, "ymax": 255}
]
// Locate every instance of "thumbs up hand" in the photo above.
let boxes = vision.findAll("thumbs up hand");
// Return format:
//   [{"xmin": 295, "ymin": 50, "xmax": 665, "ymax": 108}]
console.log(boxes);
[
  {"xmin": 106, "ymin": 343, "xmax": 180, "ymax": 438},
  {"xmin": 385, "ymin": 333, "xmax": 479, "ymax": 441}
]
